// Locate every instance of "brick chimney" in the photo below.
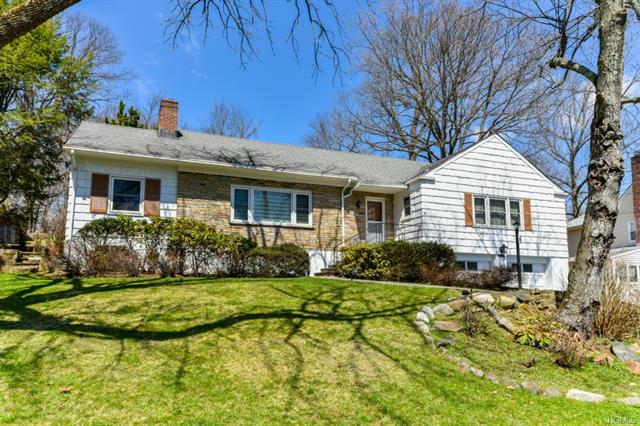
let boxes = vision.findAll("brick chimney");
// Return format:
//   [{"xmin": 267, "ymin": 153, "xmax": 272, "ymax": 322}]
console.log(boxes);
[
  {"xmin": 632, "ymin": 153, "xmax": 640, "ymax": 243},
  {"xmin": 158, "ymin": 98, "xmax": 179, "ymax": 138}
]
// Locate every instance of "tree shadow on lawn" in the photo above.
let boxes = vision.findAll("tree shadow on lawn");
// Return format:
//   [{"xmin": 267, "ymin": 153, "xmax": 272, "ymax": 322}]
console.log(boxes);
[{"xmin": 0, "ymin": 275, "xmax": 454, "ymax": 421}]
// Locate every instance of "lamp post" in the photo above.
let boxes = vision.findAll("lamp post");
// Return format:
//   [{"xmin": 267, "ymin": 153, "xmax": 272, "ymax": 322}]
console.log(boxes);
[{"xmin": 514, "ymin": 220, "xmax": 523, "ymax": 289}]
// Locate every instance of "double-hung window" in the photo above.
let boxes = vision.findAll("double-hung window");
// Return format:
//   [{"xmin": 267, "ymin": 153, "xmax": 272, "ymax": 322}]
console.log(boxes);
[
  {"xmin": 630, "ymin": 222, "xmax": 637, "ymax": 242},
  {"xmin": 110, "ymin": 177, "xmax": 143, "ymax": 214},
  {"xmin": 473, "ymin": 196, "xmax": 522, "ymax": 228},
  {"xmin": 403, "ymin": 196, "xmax": 411, "ymax": 218},
  {"xmin": 231, "ymin": 186, "xmax": 312, "ymax": 226}
]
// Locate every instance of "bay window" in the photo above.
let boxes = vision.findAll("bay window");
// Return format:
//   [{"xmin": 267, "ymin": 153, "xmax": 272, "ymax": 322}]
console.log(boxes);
[
  {"xmin": 231, "ymin": 186, "xmax": 312, "ymax": 226},
  {"xmin": 473, "ymin": 195, "xmax": 522, "ymax": 228}
]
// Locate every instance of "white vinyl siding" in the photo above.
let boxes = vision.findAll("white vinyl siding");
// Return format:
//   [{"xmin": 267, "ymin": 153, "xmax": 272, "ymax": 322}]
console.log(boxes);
[
  {"xmin": 410, "ymin": 136, "xmax": 569, "ymax": 290},
  {"xmin": 65, "ymin": 157, "xmax": 178, "ymax": 241}
]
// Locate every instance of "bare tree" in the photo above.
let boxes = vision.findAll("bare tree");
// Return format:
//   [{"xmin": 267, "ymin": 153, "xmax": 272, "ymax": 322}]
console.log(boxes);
[
  {"xmin": 202, "ymin": 101, "xmax": 259, "ymax": 138},
  {"xmin": 307, "ymin": 1, "xmax": 550, "ymax": 161},
  {"xmin": 0, "ymin": 0, "xmax": 80, "ymax": 49},
  {"xmin": 489, "ymin": 0, "xmax": 640, "ymax": 333},
  {"xmin": 523, "ymin": 78, "xmax": 593, "ymax": 218},
  {"xmin": 63, "ymin": 13, "xmax": 130, "ymax": 102},
  {"xmin": 167, "ymin": 0, "xmax": 344, "ymax": 73},
  {"xmin": 304, "ymin": 97, "xmax": 365, "ymax": 152}
]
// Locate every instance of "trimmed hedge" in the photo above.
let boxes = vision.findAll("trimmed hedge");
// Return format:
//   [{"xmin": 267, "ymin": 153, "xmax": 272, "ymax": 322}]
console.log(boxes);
[
  {"xmin": 68, "ymin": 215, "xmax": 309, "ymax": 277},
  {"xmin": 336, "ymin": 240, "xmax": 455, "ymax": 282},
  {"xmin": 245, "ymin": 243, "xmax": 310, "ymax": 277}
]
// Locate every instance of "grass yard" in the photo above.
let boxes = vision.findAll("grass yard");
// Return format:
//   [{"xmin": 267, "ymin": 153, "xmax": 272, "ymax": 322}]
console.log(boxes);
[{"xmin": 0, "ymin": 273, "xmax": 638, "ymax": 425}]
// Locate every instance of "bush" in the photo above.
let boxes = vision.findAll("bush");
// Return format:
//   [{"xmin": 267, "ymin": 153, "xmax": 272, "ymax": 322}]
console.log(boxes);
[
  {"xmin": 456, "ymin": 267, "xmax": 515, "ymax": 290},
  {"xmin": 337, "ymin": 241, "xmax": 455, "ymax": 282},
  {"xmin": 86, "ymin": 245, "xmax": 142, "ymax": 277},
  {"xmin": 67, "ymin": 215, "xmax": 309, "ymax": 278},
  {"xmin": 551, "ymin": 330, "xmax": 588, "ymax": 369},
  {"xmin": 245, "ymin": 243, "xmax": 309, "ymax": 277},
  {"xmin": 461, "ymin": 302, "xmax": 487, "ymax": 336},
  {"xmin": 592, "ymin": 265, "xmax": 640, "ymax": 340}
]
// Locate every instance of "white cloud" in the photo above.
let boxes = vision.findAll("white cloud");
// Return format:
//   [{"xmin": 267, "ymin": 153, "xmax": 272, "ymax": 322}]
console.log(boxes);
[{"xmin": 189, "ymin": 68, "xmax": 208, "ymax": 80}]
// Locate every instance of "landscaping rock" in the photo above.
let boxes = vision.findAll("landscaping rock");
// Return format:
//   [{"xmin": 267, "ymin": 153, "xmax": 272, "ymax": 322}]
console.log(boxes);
[
  {"xmin": 420, "ymin": 306, "xmax": 435, "ymax": 322},
  {"xmin": 566, "ymin": 389, "xmax": 605, "ymax": 403},
  {"xmin": 486, "ymin": 373, "xmax": 500, "ymax": 384},
  {"xmin": 470, "ymin": 367, "xmax": 484, "ymax": 378},
  {"xmin": 496, "ymin": 296, "xmax": 518, "ymax": 309},
  {"xmin": 414, "ymin": 320, "xmax": 430, "ymax": 336},
  {"xmin": 416, "ymin": 310, "xmax": 432, "ymax": 325},
  {"xmin": 521, "ymin": 381, "xmax": 540, "ymax": 394},
  {"xmin": 472, "ymin": 293, "xmax": 495, "ymax": 306},
  {"xmin": 502, "ymin": 378, "xmax": 520, "ymax": 390},
  {"xmin": 619, "ymin": 397, "xmax": 640, "ymax": 407},
  {"xmin": 447, "ymin": 299, "xmax": 467, "ymax": 312},
  {"xmin": 542, "ymin": 386, "xmax": 562, "ymax": 398},
  {"xmin": 433, "ymin": 303, "xmax": 455, "ymax": 316},
  {"xmin": 612, "ymin": 341, "xmax": 640, "ymax": 362},
  {"xmin": 433, "ymin": 320, "xmax": 462, "ymax": 332},
  {"xmin": 459, "ymin": 360, "xmax": 471, "ymax": 374},
  {"xmin": 512, "ymin": 290, "xmax": 531, "ymax": 303},
  {"xmin": 626, "ymin": 361, "xmax": 640, "ymax": 375},
  {"xmin": 436, "ymin": 335, "xmax": 456, "ymax": 348}
]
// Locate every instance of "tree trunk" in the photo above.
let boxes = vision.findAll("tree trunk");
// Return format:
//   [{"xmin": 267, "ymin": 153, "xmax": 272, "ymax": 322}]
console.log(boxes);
[
  {"xmin": 0, "ymin": 0, "xmax": 80, "ymax": 50},
  {"xmin": 557, "ymin": 0, "xmax": 627, "ymax": 334}
]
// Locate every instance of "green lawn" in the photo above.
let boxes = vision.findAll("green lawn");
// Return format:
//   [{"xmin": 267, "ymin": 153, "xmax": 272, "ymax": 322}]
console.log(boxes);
[{"xmin": 0, "ymin": 273, "xmax": 637, "ymax": 425}]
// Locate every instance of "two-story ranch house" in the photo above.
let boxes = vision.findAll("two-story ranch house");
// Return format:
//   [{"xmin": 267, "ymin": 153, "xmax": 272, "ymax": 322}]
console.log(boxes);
[{"xmin": 64, "ymin": 99, "xmax": 570, "ymax": 290}]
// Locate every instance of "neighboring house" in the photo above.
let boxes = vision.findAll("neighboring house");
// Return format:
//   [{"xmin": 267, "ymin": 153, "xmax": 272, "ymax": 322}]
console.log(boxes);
[
  {"xmin": 567, "ymin": 153, "xmax": 640, "ymax": 282},
  {"xmin": 64, "ymin": 99, "xmax": 569, "ymax": 289}
]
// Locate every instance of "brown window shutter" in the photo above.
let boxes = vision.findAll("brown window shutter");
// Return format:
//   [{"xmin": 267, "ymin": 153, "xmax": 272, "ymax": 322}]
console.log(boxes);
[
  {"xmin": 523, "ymin": 198, "xmax": 533, "ymax": 231},
  {"xmin": 464, "ymin": 193, "xmax": 474, "ymax": 227},
  {"xmin": 90, "ymin": 174, "xmax": 109, "ymax": 213},
  {"xmin": 144, "ymin": 178, "xmax": 161, "ymax": 217}
]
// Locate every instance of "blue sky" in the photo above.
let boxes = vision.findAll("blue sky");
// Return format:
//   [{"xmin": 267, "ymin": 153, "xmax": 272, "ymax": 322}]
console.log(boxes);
[{"xmin": 69, "ymin": 0, "xmax": 361, "ymax": 146}]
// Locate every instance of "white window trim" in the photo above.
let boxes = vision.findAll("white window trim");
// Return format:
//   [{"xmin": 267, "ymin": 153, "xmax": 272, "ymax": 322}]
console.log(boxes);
[
  {"xmin": 472, "ymin": 195, "xmax": 522, "ymax": 229},
  {"xmin": 108, "ymin": 176, "xmax": 144, "ymax": 216},
  {"xmin": 629, "ymin": 221, "xmax": 637, "ymax": 243},
  {"xmin": 230, "ymin": 185, "xmax": 313, "ymax": 228},
  {"xmin": 402, "ymin": 196, "xmax": 411, "ymax": 220}
]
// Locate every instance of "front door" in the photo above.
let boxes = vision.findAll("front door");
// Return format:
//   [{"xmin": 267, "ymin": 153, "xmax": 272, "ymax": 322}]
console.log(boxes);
[{"xmin": 366, "ymin": 199, "xmax": 385, "ymax": 243}]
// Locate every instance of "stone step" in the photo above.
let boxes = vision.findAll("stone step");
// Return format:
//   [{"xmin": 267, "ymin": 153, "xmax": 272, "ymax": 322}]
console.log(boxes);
[
  {"xmin": 7, "ymin": 265, "xmax": 39, "ymax": 273},
  {"xmin": 19, "ymin": 258, "xmax": 42, "ymax": 266}
]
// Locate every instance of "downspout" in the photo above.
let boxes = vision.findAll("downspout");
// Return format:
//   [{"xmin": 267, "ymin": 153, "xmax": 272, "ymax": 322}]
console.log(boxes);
[
  {"xmin": 66, "ymin": 150, "xmax": 77, "ymax": 258},
  {"xmin": 341, "ymin": 178, "xmax": 360, "ymax": 245}
]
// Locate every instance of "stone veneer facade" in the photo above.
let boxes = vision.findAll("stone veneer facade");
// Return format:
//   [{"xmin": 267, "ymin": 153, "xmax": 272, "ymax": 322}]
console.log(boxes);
[{"xmin": 176, "ymin": 171, "xmax": 395, "ymax": 251}]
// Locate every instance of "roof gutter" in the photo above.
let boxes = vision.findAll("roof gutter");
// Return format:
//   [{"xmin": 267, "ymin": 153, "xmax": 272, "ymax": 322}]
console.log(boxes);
[{"xmin": 341, "ymin": 178, "xmax": 360, "ymax": 245}]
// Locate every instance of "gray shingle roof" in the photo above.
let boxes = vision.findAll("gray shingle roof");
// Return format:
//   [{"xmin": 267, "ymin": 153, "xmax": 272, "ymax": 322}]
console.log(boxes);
[{"xmin": 65, "ymin": 121, "xmax": 430, "ymax": 186}]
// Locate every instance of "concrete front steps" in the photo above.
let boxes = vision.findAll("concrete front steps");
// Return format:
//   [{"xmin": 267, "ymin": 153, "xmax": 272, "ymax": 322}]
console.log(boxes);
[
  {"xmin": 0, "ymin": 249, "xmax": 43, "ymax": 273},
  {"xmin": 315, "ymin": 266, "xmax": 338, "ymax": 277}
]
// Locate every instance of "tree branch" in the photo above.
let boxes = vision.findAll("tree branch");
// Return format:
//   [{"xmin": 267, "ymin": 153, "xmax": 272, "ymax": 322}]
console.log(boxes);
[
  {"xmin": 0, "ymin": 0, "xmax": 80, "ymax": 50},
  {"xmin": 628, "ymin": 0, "xmax": 640, "ymax": 21},
  {"xmin": 622, "ymin": 96, "xmax": 640, "ymax": 106},
  {"xmin": 549, "ymin": 56, "xmax": 597, "ymax": 85}
]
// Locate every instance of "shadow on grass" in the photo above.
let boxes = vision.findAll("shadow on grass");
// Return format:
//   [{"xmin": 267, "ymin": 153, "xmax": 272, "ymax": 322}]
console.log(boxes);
[
  {"xmin": 0, "ymin": 276, "xmax": 446, "ymax": 342},
  {"xmin": 0, "ymin": 275, "xmax": 451, "ymax": 422}
]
